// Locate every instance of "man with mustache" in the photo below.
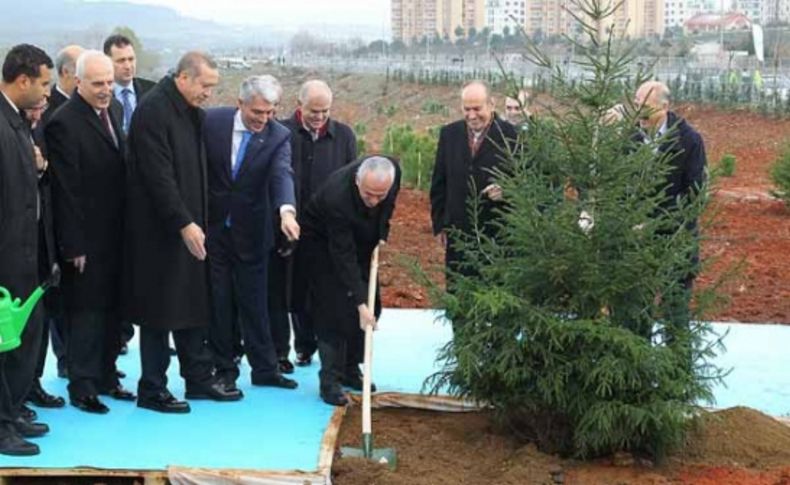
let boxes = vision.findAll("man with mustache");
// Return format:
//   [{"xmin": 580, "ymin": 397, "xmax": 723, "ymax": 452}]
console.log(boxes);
[
  {"xmin": 123, "ymin": 52, "xmax": 241, "ymax": 414},
  {"xmin": 45, "ymin": 50, "xmax": 134, "ymax": 414}
]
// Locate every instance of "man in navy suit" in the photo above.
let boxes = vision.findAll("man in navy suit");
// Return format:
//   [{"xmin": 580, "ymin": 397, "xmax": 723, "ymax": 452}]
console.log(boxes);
[{"xmin": 204, "ymin": 75, "xmax": 300, "ymax": 391}]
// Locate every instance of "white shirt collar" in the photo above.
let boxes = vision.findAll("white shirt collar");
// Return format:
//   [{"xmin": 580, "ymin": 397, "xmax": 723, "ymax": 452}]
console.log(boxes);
[
  {"xmin": 56, "ymin": 84, "xmax": 71, "ymax": 99},
  {"xmin": 234, "ymin": 109, "xmax": 249, "ymax": 133},
  {"xmin": 657, "ymin": 118, "xmax": 668, "ymax": 137},
  {"xmin": 1, "ymin": 90, "xmax": 19, "ymax": 114}
]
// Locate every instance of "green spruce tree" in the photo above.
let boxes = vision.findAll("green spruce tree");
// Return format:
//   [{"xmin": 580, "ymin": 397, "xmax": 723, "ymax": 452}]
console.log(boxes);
[{"xmin": 427, "ymin": 0, "xmax": 725, "ymax": 460}]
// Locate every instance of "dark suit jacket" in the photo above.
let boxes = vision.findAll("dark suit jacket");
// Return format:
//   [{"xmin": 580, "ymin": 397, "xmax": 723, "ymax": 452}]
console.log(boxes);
[
  {"xmin": 301, "ymin": 158, "xmax": 400, "ymax": 337},
  {"xmin": 430, "ymin": 117, "xmax": 517, "ymax": 236},
  {"xmin": 203, "ymin": 107, "xmax": 295, "ymax": 262},
  {"xmin": 41, "ymin": 86, "xmax": 69, "ymax": 127},
  {"xmin": 655, "ymin": 111, "xmax": 707, "ymax": 213},
  {"xmin": 123, "ymin": 75, "xmax": 210, "ymax": 330},
  {"xmin": 45, "ymin": 93, "xmax": 126, "ymax": 311},
  {"xmin": 0, "ymin": 94, "xmax": 39, "ymax": 298},
  {"xmin": 281, "ymin": 114, "xmax": 357, "ymax": 211},
  {"xmin": 132, "ymin": 77, "xmax": 156, "ymax": 100}
]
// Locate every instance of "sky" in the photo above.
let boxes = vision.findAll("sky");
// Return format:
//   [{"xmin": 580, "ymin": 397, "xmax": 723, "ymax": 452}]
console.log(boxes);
[{"xmin": 126, "ymin": 0, "xmax": 391, "ymax": 31}]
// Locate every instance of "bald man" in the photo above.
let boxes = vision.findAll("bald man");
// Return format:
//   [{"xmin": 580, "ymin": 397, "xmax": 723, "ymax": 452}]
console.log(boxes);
[
  {"xmin": 633, "ymin": 80, "xmax": 707, "ymax": 340},
  {"xmin": 430, "ymin": 80, "xmax": 517, "ymax": 285},
  {"xmin": 45, "ymin": 50, "xmax": 134, "ymax": 414},
  {"xmin": 299, "ymin": 156, "xmax": 401, "ymax": 405},
  {"xmin": 42, "ymin": 45, "xmax": 83, "ymax": 126},
  {"xmin": 273, "ymin": 79, "xmax": 357, "ymax": 372}
]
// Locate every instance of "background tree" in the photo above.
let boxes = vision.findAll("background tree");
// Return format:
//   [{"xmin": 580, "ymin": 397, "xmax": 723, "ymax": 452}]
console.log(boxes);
[{"xmin": 426, "ymin": 0, "xmax": 725, "ymax": 461}]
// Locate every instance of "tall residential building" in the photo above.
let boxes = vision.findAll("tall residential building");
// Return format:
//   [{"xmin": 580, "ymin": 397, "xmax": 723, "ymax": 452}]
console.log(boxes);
[
  {"xmin": 734, "ymin": 0, "xmax": 762, "ymax": 21},
  {"xmin": 762, "ymin": 0, "xmax": 790, "ymax": 24},
  {"xmin": 589, "ymin": 0, "xmax": 666, "ymax": 39},
  {"xmin": 391, "ymin": 0, "xmax": 440, "ymax": 43},
  {"xmin": 686, "ymin": 0, "xmax": 719, "ymax": 15},
  {"xmin": 486, "ymin": 0, "xmax": 528, "ymax": 35},
  {"xmin": 441, "ymin": 0, "xmax": 465, "ymax": 38},
  {"xmin": 465, "ymin": 0, "xmax": 487, "ymax": 33},
  {"xmin": 392, "ymin": 0, "xmax": 488, "ymax": 43},
  {"xmin": 524, "ymin": 0, "xmax": 579, "ymax": 38},
  {"xmin": 665, "ymin": 0, "xmax": 690, "ymax": 29}
]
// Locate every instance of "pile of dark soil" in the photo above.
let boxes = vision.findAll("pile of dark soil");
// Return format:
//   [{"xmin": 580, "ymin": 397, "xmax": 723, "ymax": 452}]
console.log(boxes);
[{"xmin": 333, "ymin": 406, "xmax": 790, "ymax": 485}]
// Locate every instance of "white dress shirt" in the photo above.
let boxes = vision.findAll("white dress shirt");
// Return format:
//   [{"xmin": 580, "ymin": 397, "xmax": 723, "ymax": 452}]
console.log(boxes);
[{"xmin": 231, "ymin": 110, "xmax": 295, "ymax": 217}]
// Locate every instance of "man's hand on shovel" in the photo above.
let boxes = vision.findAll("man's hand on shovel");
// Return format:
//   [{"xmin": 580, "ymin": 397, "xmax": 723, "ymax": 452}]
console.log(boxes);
[{"xmin": 357, "ymin": 303, "xmax": 377, "ymax": 331}]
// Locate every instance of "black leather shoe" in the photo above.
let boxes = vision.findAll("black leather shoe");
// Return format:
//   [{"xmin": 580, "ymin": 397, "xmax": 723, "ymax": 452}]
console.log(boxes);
[
  {"xmin": 20, "ymin": 405, "xmax": 37, "ymax": 422},
  {"xmin": 27, "ymin": 381, "xmax": 66, "ymax": 408},
  {"xmin": 252, "ymin": 374, "xmax": 298, "ymax": 389},
  {"xmin": 320, "ymin": 385, "xmax": 349, "ymax": 406},
  {"xmin": 137, "ymin": 392, "xmax": 190, "ymax": 414},
  {"xmin": 278, "ymin": 358, "xmax": 295, "ymax": 374},
  {"xmin": 295, "ymin": 352, "xmax": 312, "ymax": 366},
  {"xmin": 101, "ymin": 385, "xmax": 136, "ymax": 401},
  {"xmin": 12, "ymin": 417, "xmax": 49, "ymax": 438},
  {"xmin": 0, "ymin": 429, "xmax": 39, "ymax": 456},
  {"xmin": 185, "ymin": 380, "xmax": 243, "ymax": 401},
  {"xmin": 71, "ymin": 395, "xmax": 109, "ymax": 414},
  {"xmin": 342, "ymin": 373, "xmax": 377, "ymax": 392}
]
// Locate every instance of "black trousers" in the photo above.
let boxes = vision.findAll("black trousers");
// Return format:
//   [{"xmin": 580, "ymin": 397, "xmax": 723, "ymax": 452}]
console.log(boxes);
[
  {"xmin": 267, "ymin": 250, "xmax": 291, "ymax": 359},
  {"xmin": 35, "ymin": 314, "xmax": 67, "ymax": 378},
  {"xmin": 137, "ymin": 326, "xmax": 214, "ymax": 400},
  {"xmin": 0, "ymin": 304, "xmax": 44, "ymax": 426},
  {"xmin": 65, "ymin": 310, "xmax": 121, "ymax": 398},
  {"xmin": 208, "ymin": 228, "xmax": 279, "ymax": 383}
]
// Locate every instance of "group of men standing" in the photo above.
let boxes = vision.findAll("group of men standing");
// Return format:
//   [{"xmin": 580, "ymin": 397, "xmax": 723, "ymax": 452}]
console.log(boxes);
[
  {"xmin": 0, "ymin": 35, "xmax": 705, "ymax": 458},
  {"xmin": 0, "ymin": 38, "xmax": 400, "ymax": 456}
]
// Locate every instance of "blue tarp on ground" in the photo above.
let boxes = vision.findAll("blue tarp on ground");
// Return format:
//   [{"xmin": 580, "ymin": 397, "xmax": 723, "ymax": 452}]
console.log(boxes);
[{"xmin": 0, "ymin": 308, "xmax": 786, "ymax": 470}]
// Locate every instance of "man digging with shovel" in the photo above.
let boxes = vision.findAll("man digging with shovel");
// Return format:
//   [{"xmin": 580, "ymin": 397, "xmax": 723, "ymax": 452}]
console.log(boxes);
[{"xmin": 299, "ymin": 155, "xmax": 400, "ymax": 406}]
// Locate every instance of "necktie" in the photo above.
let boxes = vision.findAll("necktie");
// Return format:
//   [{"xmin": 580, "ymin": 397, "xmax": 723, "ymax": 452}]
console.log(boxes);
[
  {"xmin": 232, "ymin": 131, "xmax": 252, "ymax": 180},
  {"xmin": 121, "ymin": 88, "xmax": 133, "ymax": 134},
  {"xmin": 100, "ymin": 109, "xmax": 118, "ymax": 148}
]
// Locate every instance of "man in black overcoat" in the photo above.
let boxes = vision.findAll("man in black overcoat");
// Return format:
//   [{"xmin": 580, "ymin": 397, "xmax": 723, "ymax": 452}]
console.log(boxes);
[
  {"xmin": 35, "ymin": 44, "xmax": 84, "ymax": 382},
  {"xmin": 270, "ymin": 79, "xmax": 358, "ymax": 372},
  {"xmin": 23, "ymin": 99, "xmax": 65, "ymax": 410},
  {"xmin": 430, "ymin": 80, "xmax": 517, "ymax": 279},
  {"xmin": 299, "ymin": 155, "xmax": 400, "ymax": 406},
  {"xmin": 0, "ymin": 44, "xmax": 53, "ymax": 456},
  {"xmin": 124, "ymin": 51, "xmax": 241, "ymax": 414},
  {"xmin": 632, "ymin": 80, "xmax": 707, "ymax": 340},
  {"xmin": 46, "ymin": 50, "xmax": 136, "ymax": 414}
]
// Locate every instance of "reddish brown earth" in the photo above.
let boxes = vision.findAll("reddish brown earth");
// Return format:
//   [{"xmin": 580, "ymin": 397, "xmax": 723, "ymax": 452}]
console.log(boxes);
[
  {"xmin": 333, "ymin": 406, "xmax": 790, "ymax": 485},
  {"xmin": 378, "ymin": 103, "xmax": 790, "ymax": 324}
]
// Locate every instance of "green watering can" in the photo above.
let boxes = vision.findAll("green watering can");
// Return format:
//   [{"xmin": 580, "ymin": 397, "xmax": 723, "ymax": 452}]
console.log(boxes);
[{"xmin": 0, "ymin": 265, "xmax": 60, "ymax": 353}]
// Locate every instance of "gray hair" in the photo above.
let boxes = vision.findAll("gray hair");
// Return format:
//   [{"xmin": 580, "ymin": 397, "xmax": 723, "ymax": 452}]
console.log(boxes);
[
  {"xmin": 75, "ymin": 50, "xmax": 112, "ymax": 79},
  {"xmin": 176, "ymin": 51, "xmax": 217, "ymax": 78},
  {"xmin": 462, "ymin": 80, "xmax": 493, "ymax": 102},
  {"xmin": 298, "ymin": 79, "xmax": 332, "ymax": 105},
  {"xmin": 239, "ymin": 75, "xmax": 282, "ymax": 104},
  {"xmin": 356, "ymin": 156, "xmax": 396, "ymax": 184},
  {"xmin": 55, "ymin": 45, "xmax": 82, "ymax": 77}
]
